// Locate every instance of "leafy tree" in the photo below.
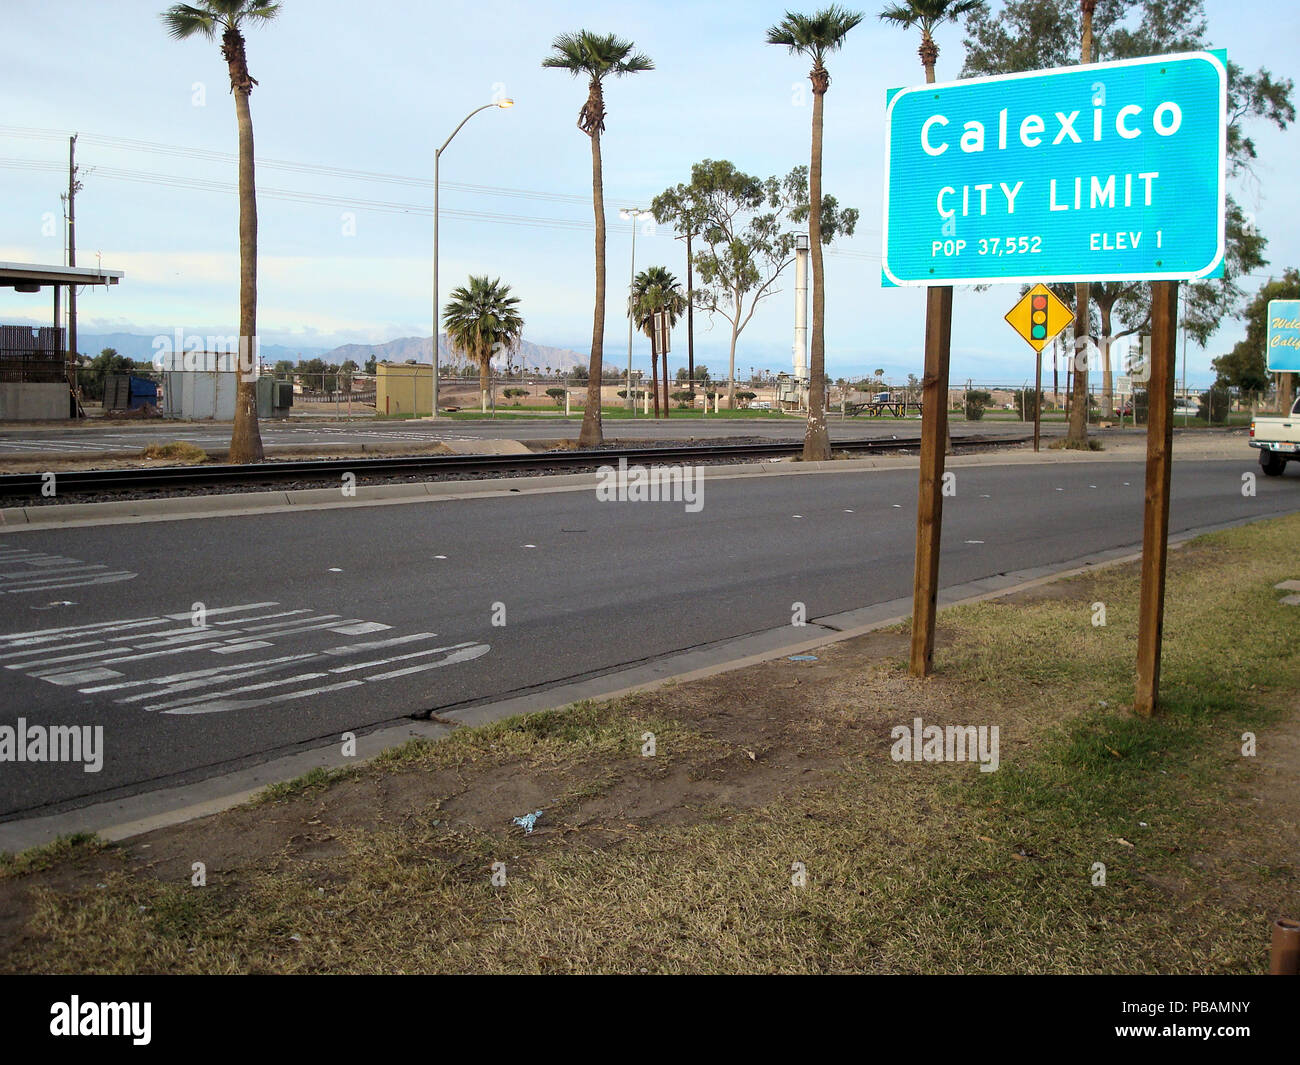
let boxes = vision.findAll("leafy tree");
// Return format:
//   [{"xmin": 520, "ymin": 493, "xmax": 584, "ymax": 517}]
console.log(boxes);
[
  {"xmin": 767, "ymin": 5, "xmax": 865, "ymax": 460},
  {"xmin": 544, "ymin": 31, "xmax": 653, "ymax": 447},
  {"xmin": 272, "ymin": 359, "xmax": 294, "ymax": 375},
  {"xmin": 1197, "ymin": 387, "xmax": 1229, "ymax": 424},
  {"xmin": 442, "ymin": 275, "xmax": 524, "ymax": 402},
  {"xmin": 964, "ymin": 389, "xmax": 993, "ymax": 420},
  {"xmin": 82, "ymin": 347, "xmax": 135, "ymax": 401},
  {"xmin": 1212, "ymin": 268, "xmax": 1299, "ymax": 401},
  {"xmin": 655, "ymin": 160, "xmax": 857, "ymax": 411},
  {"xmin": 652, "ymin": 186, "xmax": 712, "ymax": 393},
  {"xmin": 364, "ymin": 355, "xmax": 377, "ymax": 375},
  {"xmin": 962, "ymin": 0, "xmax": 1295, "ymax": 415},
  {"xmin": 161, "ymin": 0, "xmax": 281, "ymax": 464},
  {"xmin": 545, "ymin": 386, "xmax": 567, "ymax": 407}
]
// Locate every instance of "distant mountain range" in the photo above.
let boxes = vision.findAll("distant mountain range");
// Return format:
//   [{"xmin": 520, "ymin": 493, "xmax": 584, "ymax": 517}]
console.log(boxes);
[
  {"xmin": 66, "ymin": 331, "xmax": 332, "ymax": 364},
  {"xmin": 20, "ymin": 327, "xmax": 588, "ymax": 370},
  {"xmin": 320, "ymin": 335, "xmax": 589, "ymax": 372}
]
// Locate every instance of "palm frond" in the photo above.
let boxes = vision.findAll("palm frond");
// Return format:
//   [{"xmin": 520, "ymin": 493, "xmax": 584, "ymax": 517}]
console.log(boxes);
[
  {"xmin": 161, "ymin": 0, "xmax": 281, "ymax": 39},
  {"xmin": 160, "ymin": 3, "xmax": 218, "ymax": 40},
  {"xmin": 766, "ymin": 5, "xmax": 864, "ymax": 68},
  {"xmin": 878, "ymin": 0, "xmax": 982, "ymax": 32},
  {"xmin": 543, "ymin": 30, "xmax": 653, "ymax": 79}
]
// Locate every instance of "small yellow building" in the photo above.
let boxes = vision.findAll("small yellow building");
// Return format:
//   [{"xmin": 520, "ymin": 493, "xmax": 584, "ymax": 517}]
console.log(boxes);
[{"xmin": 375, "ymin": 363, "xmax": 432, "ymax": 417}]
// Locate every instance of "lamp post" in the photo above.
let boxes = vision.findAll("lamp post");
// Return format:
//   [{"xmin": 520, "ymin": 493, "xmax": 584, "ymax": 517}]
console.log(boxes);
[
  {"xmin": 432, "ymin": 99, "xmax": 513, "ymax": 419},
  {"xmin": 620, "ymin": 207, "xmax": 652, "ymax": 415}
]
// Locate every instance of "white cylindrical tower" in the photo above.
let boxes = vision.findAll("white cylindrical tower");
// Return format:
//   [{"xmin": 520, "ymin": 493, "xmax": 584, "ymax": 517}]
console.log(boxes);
[{"xmin": 794, "ymin": 232, "xmax": 809, "ymax": 384}]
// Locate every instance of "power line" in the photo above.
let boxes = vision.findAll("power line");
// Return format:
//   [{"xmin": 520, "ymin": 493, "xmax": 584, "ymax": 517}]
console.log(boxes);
[
  {"xmin": 0, "ymin": 124, "xmax": 593, "ymax": 206},
  {"xmin": 0, "ymin": 155, "xmax": 884, "ymax": 258},
  {"xmin": 0, "ymin": 123, "xmax": 884, "ymax": 249}
]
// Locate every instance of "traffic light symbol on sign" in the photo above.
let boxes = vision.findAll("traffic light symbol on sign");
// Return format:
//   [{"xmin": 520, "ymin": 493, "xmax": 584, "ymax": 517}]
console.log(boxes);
[{"xmin": 1031, "ymin": 295, "xmax": 1048, "ymax": 340}]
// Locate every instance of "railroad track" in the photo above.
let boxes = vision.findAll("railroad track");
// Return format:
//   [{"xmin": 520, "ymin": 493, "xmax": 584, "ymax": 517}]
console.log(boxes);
[{"xmin": 0, "ymin": 434, "xmax": 1032, "ymax": 498}]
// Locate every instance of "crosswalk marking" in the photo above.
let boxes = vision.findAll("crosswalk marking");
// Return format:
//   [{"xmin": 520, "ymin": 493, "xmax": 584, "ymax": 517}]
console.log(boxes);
[
  {"xmin": 0, "ymin": 600, "xmax": 488, "ymax": 716},
  {"xmin": 0, "ymin": 547, "xmax": 136, "ymax": 595}
]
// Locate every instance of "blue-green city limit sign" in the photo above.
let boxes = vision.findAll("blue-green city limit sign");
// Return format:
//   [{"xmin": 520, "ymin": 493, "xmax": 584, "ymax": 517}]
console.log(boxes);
[{"xmin": 882, "ymin": 51, "xmax": 1227, "ymax": 287}]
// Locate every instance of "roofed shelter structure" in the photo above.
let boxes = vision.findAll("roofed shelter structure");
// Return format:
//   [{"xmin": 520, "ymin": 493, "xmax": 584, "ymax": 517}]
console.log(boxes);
[{"xmin": 0, "ymin": 261, "xmax": 123, "ymax": 420}]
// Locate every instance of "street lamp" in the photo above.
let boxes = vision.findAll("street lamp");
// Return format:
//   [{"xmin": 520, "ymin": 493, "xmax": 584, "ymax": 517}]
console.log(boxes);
[
  {"xmin": 620, "ymin": 207, "xmax": 653, "ymax": 415},
  {"xmin": 431, "ymin": 98, "xmax": 513, "ymax": 419}
]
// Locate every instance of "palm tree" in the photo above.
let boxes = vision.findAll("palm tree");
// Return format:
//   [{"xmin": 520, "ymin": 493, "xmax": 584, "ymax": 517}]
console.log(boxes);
[
  {"xmin": 629, "ymin": 266, "xmax": 687, "ymax": 418},
  {"xmin": 879, "ymin": 1, "xmax": 979, "ymax": 454},
  {"xmin": 767, "ymin": 7, "xmax": 864, "ymax": 461},
  {"xmin": 161, "ymin": 0, "xmax": 280, "ymax": 464},
  {"xmin": 443, "ymin": 276, "xmax": 524, "ymax": 405},
  {"xmin": 878, "ymin": 0, "xmax": 981, "ymax": 79},
  {"xmin": 544, "ymin": 31, "xmax": 653, "ymax": 447}
]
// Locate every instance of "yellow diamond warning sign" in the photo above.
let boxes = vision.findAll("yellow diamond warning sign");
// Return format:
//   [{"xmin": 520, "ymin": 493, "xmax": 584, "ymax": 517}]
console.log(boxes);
[{"xmin": 1005, "ymin": 283, "xmax": 1073, "ymax": 353}]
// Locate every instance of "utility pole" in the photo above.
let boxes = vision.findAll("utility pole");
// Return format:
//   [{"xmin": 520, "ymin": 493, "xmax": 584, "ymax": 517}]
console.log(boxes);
[{"xmin": 65, "ymin": 134, "xmax": 80, "ymax": 373}]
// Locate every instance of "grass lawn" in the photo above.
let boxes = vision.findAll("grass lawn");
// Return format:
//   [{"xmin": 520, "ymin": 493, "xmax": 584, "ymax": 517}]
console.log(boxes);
[{"xmin": 2, "ymin": 515, "xmax": 1297, "ymax": 973}]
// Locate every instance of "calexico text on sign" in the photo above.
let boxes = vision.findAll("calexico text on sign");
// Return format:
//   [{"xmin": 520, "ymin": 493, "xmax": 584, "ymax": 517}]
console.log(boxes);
[
  {"xmin": 882, "ymin": 52, "xmax": 1228, "ymax": 287},
  {"xmin": 1266, "ymin": 299, "xmax": 1300, "ymax": 373}
]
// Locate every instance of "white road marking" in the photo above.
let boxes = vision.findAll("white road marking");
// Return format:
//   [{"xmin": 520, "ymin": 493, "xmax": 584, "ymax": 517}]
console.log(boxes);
[
  {"xmin": 162, "ymin": 679, "xmax": 366, "ymax": 716},
  {"xmin": 15, "ymin": 649, "xmax": 122, "ymax": 673},
  {"xmin": 365, "ymin": 643, "xmax": 489, "ymax": 680},
  {"xmin": 142, "ymin": 671, "xmax": 331, "ymax": 713},
  {"xmin": 322, "ymin": 632, "xmax": 440, "ymax": 655},
  {"xmin": 82, "ymin": 653, "xmax": 322, "ymax": 694},
  {"xmin": 327, "ymin": 641, "xmax": 472, "ymax": 674},
  {"xmin": 3, "ymin": 598, "xmax": 484, "ymax": 717},
  {"xmin": 0, "ymin": 638, "xmax": 106, "ymax": 661},
  {"xmin": 0, "ymin": 547, "xmax": 136, "ymax": 594},
  {"xmin": 163, "ymin": 602, "xmax": 278, "ymax": 621},
  {"xmin": 44, "ymin": 667, "xmax": 123, "ymax": 686}
]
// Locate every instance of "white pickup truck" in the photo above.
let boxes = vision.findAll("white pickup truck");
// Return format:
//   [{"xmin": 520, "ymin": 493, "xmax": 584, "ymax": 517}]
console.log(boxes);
[{"xmin": 1250, "ymin": 396, "xmax": 1300, "ymax": 476}]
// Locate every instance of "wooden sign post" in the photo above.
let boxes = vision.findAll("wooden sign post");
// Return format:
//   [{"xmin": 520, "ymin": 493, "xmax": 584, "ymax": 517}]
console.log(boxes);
[
  {"xmin": 909, "ymin": 286, "xmax": 953, "ymax": 677},
  {"xmin": 1134, "ymin": 281, "xmax": 1179, "ymax": 716}
]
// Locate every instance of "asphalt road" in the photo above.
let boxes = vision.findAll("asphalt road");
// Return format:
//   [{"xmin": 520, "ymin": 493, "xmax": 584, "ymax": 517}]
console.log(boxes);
[
  {"xmin": 0, "ymin": 416, "xmax": 1045, "ymax": 454},
  {"xmin": 1, "ymin": 456, "xmax": 1293, "ymax": 822}
]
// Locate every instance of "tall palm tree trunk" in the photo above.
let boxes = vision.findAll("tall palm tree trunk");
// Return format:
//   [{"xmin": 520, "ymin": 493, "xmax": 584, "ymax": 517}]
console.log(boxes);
[
  {"xmin": 650, "ymin": 332, "xmax": 659, "ymax": 417},
  {"xmin": 581, "ymin": 89, "xmax": 606, "ymax": 448},
  {"xmin": 662, "ymin": 344, "xmax": 670, "ymax": 417},
  {"xmin": 478, "ymin": 351, "xmax": 490, "ymax": 405},
  {"xmin": 804, "ymin": 74, "xmax": 830, "ymax": 461},
  {"xmin": 227, "ymin": 30, "xmax": 263, "ymax": 463},
  {"xmin": 1098, "ymin": 295, "xmax": 1115, "ymax": 417},
  {"xmin": 1069, "ymin": 1, "xmax": 1097, "ymax": 447}
]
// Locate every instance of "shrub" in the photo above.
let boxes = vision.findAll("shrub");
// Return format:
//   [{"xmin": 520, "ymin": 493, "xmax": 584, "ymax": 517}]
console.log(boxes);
[
  {"xmin": 143, "ymin": 441, "xmax": 207, "ymax": 464},
  {"xmin": 1198, "ymin": 387, "xmax": 1229, "ymax": 424},
  {"xmin": 964, "ymin": 390, "xmax": 992, "ymax": 421}
]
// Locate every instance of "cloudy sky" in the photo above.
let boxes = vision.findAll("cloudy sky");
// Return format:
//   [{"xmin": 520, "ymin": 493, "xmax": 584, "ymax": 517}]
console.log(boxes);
[{"xmin": 3, "ymin": 0, "xmax": 1297, "ymax": 386}]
